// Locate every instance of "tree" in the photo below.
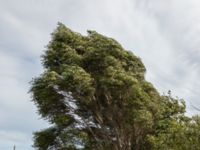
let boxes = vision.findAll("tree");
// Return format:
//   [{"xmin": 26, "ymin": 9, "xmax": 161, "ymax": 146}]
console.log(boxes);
[{"xmin": 30, "ymin": 23, "xmax": 200, "ymax": 150}]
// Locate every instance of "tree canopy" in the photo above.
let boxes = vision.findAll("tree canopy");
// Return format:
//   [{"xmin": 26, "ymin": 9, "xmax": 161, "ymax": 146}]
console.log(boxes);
[{"xmin": 30, "ymin": 23, "xmax": 200, "ymax": 150}]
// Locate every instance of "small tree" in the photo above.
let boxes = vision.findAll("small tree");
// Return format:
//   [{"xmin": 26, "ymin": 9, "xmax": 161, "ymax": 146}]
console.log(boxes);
[{"xmin": 30, "ymin": 23, "xmax": 193, "ymax": 150}]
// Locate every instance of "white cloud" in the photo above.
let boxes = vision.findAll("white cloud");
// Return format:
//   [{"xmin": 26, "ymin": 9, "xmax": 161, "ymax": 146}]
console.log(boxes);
[
  {"xmin": 0, "ymin": 130, "xmax": 33, "ymax": 150},
  {"xmin": 138, "ymin": 0, "xmax": 200, "ymax": 114},
  {"xmin": 1, "ymin": 0, "xmax": 200, "ymax": 149}
]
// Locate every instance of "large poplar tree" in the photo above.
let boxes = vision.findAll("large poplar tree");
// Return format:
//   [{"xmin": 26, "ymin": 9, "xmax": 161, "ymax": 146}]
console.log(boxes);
[{"xmin": 30, "ymin": 23, "xmax": 200, "ymax": 150}]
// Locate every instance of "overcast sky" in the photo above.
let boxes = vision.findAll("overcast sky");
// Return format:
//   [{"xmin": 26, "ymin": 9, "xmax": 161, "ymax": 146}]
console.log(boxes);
[{"xmin": 1, "ymin": 0, "xmax": 200, "ymax": 149}]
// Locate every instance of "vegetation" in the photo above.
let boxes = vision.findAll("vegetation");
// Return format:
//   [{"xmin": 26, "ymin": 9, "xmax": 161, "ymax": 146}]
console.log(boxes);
[{"xmin": 30, "ymin": 23, "xmax": 200, "ymax": 150}]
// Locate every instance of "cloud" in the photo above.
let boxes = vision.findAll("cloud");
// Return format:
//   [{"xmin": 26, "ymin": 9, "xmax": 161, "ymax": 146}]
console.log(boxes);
[
  {"xmin": 0, "ymin": 130, "xmax": 30, "ymax": 150},
  {"xmin": 0, "ymin": 48, "xmax": 49, "ymax": 149},
  {"xmin": 139, "ymin": 0, "xmax": 200, "ymax": 114},
  {"xmin": 1, "ymin": 0, "xmax": 200, "ymax": 149}
]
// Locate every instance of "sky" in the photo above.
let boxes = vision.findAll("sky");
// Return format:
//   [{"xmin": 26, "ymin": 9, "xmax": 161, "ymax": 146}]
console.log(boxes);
[{"xmin": 1, "ymin": 0, "xmax": 200, "ymax": 149}]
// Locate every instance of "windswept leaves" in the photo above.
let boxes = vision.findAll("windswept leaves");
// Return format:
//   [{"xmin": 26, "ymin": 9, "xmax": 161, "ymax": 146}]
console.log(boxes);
[{"xmin": 30, "ymin": 23, "xmax": 200, "ymax": 150}]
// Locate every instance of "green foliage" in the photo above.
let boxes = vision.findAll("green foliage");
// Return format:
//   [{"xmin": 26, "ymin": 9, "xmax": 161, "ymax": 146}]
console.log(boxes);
[{"xmin": 30, "ymin": 23, "xmax": 200, "ymax": 150}]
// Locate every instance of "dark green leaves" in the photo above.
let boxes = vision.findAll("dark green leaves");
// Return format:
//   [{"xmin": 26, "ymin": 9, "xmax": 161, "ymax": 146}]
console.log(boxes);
[{"xmin": 30, "ymin": 23, "xmax": 200, "ymax": 150}]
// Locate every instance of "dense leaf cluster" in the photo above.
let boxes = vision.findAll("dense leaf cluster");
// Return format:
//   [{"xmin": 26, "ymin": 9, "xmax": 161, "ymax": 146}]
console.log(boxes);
[{"xmin": 30, "ymin": 23, "xmax": 200, "ymax": 150}]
